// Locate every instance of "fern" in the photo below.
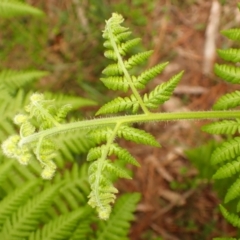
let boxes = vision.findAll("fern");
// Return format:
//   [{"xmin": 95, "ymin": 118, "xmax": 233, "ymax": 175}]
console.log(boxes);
[
  {"xmin": 0, "ymin": 182, "xmax": 63, "ymax": 239},
  {"xmin": 4, "ymin": 12, "xmax": 240, "ymax": 223},
  {"xmin": 202, "ymin": 17, "xmax": 240, "ymax": 239},
  {"xmin": 95, "ymin": 193, "xmax": 140, "ymax": 240},
  {"xmin": 28, "ymin": 207, "xmax": 92, "ymax": 240}
]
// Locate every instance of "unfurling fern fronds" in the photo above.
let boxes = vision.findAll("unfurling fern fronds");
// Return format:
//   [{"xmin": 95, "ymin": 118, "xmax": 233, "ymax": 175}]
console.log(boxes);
[
  {"xmin": 2, "ymin": 13, "xmax": 183, "ymax": 220},
  {"xmin": 202, "ymin": 20, "xmax": 240, "ymax": 238}
]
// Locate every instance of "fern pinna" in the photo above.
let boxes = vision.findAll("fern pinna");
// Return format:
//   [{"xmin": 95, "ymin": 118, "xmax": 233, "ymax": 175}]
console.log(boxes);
[{"xmin": 202, "ymin": 19, "xmax": 240, "ymax": 239}]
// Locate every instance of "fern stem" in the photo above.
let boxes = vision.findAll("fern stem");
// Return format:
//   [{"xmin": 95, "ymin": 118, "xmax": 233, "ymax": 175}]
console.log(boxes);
[
  {"xmin": 19, "ymin": 110, "xmax": 240, "ymax": 146},
  {"xmin": 106, "ymin": 20, "xmax": 150, "ymax": 114}
]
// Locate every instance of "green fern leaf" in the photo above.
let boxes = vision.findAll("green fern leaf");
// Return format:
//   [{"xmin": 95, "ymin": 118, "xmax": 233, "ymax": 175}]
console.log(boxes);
[
  {"xmin": 118, "ymin": 125, "xmax": 160, "ymax": 147},
  {"xmin": 102, "ymin": 63, "xmax": 123, "ymax": 76},
  {"xmin": 211, "ymin": 137, "xmax": 240, "ymax": 165},
  {"xmin": 213, "ymin": 158, "xmax": 240, "ymax": 179},
  {"xmin": 87, "ymin": 144, "xmax": 140, "ymax": 166},
  {"xmin": 143, "ymin": 71, "xmax": 183, "ymax": 109},
  {"xmin": 224, "ymin": 177, "xmax": 240, "ymax": 203},
  {"xmin": 28, "ymin": 207, "xmax": 91, "ymax": 240},
  {"xmin": 0, "ymin": 0, "xmax": 44, "ymax": 17},
  {"xmin": 55, "ymin": 129, "xmax": 95, "ymax": 162},
  {"xmin": 96, "ymin": 95, "xmax": 139, "ymax": 115},
  {"xmin": 125, "ymin": 50, "xmax": 153, "ymax": 69},
  {"xmin": 219, "ymin": 204, "xmax": 240, "ymax": 228},
  {"xmin": 96, "ymin": 193, "xmax": 140, "ymax": 240},
  {"xmin": 0, "ymin": 70, "xmax": 48, "ymax": 95},
  {"xmin": 202, "ymin": 119, "xmax": 240, "ymax": 135},
  {"xmin": 89, "ymin": 127, "xmax": 114, "ymax": 144},
  {"xmin": 135, "ymin": 62, "xmax": 169, "ymax": 89},
  {"xmin": 69, "ymin": 216, "xmax": 94, "ymax": 240},
  {"xmin": 100, "ymin": 76, "xmax": 129, "ymax": 92},
  {"xmin": 213, "ymin": 91, "xmax": 240, "ymax": 110},
  {"xmin": 0, "ymin": 180, "xmax": 40, "ymax": 230},
  {"xmin": 221, "ymin": 29, "xmax": 240, "ymax": 41},
  {"xmin": 0, "ymin": 182, "xmax": 62, "ymax": 239},
  {"xmin": 214, "ymin": 64, "xmax": 240, "ymax": 84},
  {"xmin": 118, "ymin": 38, "xmax": 141, "ymax": 56},
  {"xmin": 217, "ymin": 49, "xmax": 240, "ymax": 63},
  {"xmin": 105, "ymin": 160, "xmax": 132, "ymax": 179}
]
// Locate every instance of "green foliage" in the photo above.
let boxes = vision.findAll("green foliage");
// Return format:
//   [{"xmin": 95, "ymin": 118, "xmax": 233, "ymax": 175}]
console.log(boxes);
[
  {"xmin": 0, "ymin": 0, "xmax": 44, "ymax": 17},
  {"xmin": 202, "ymin": 23, "xmax": 240, "ymax": 239},
  {"xmin": 4, "ymin": 2, "xmax": 240, "ymax": 239},
  {"xmin": 1, "ymin": 12, "xmax": 183, "ymax": 220}
]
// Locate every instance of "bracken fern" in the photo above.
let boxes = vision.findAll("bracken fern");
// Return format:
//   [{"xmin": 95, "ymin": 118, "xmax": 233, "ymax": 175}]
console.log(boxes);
[{"xmin": 202, "ymin": 6, "xmax": 240, "ymax": 238}]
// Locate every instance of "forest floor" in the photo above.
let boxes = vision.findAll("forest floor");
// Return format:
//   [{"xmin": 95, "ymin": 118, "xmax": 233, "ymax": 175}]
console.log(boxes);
[{"xmin": 3, "ymin": 0, "xmax": 240, "ymax": 239}]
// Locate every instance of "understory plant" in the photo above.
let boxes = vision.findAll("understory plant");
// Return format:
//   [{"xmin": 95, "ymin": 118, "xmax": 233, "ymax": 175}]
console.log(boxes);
[
  {"xmin": 3, "ymin": 1, "xmax": 240, "ymax": 240},
  {"xmin": 0, "ymin": 2, "xmax": 140, "ymax": 240}
]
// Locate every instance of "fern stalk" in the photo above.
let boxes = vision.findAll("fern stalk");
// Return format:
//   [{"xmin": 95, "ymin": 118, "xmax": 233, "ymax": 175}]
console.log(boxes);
[{"xmin": 18, "ymin": 110, "xmax": 240, "ymax": 147}]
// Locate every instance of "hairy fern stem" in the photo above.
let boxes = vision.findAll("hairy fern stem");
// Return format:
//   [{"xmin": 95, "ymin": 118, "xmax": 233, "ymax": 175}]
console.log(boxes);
[{"xmin": 18, "ymin": 110, "xmax": 240, "ymax": 146}]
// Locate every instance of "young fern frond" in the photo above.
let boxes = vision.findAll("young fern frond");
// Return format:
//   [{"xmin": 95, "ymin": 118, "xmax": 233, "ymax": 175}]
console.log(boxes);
[{"xmin": 0, "ymin": 0, "xmax": 44, "ymax": 17}]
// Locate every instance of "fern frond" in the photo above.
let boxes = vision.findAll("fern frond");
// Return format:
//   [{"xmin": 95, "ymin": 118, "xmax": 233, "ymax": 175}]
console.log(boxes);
[
  {"xmin": 202, "ymin": 119, "xmax": 240, "ymax": 135},
  {"xmin": 54, "ymin": 129, "xmax": 95, "ymax": 162},
  {"xmin": 135, "ymin": 62, "xmax": 169, "ymax": 89},
  {"xmin": 118, "ymin": 125, "xmax": 160, "ymax": 147},
  {"xmin": 214, "ymin": 64, "xmax": 240, "ymax": 84},
  {"xmin": 96, "ymin": 95, "xmax": 139, "ymax": 115},
  {"xmin": 87, "ymin": 144, "xmax": 140, "ymax": 166},
  {"xmin": 213, "ymin": 158, "xmax": 240, "ymax": 179},
  {"xmin": 102, "ymin": 63, "xmax": 123, "ymax": 76},
  {"xmin": 0, "ymin": 180, "xmax": 40, "ymax": 230},
  {"xmin": 0, "ymin": 70, "xmax": 48, "ymax": 95},
  {"xmin": 28, "ymin": 207, "xmax": 91, "ymax": 240},
  {"xmin": 211, "ymin": 137, "xmax": 240, "ymax": 165},
  {"xmin": 217, "ymin": 49, "xmax": 240, "ymax": 63},
  {"xmin": 0, "ymin": 0, "xmax": 44, "ymax": 17},
  {"xmin": 96, "ymin": 193, "xmax": 140, "ymax": 240},
  {"xmin": 143, "ymin": 71, "xmax": 184, "ymax": 109},
  {"xmin": 219, "ymin": 205, "xmax": 240, "ymax": 228},
  {"xmin": 213, "ymin": 90, "xmax": 240, "ymax": 110},
  {"xmin": 0, "ymin": 182, "xmax": 62, "ymax": 239},
  {"xmin": 125, "ymin": 50, "xmax": 153, "ymax": 69},
  {"xmin": 100, "ymin": 76, "xmax": 129, "ymax": 92},
  {"xmin": 69, "ymin": 216, "xmax": 94, "ymax": 240},
  {"xmin": 221, "ymin": 29, "xmax": 240, "ymax": 41},
  {"xmin": 224, "ymin": 177, "xmax": 240, "ymax": 203}
]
